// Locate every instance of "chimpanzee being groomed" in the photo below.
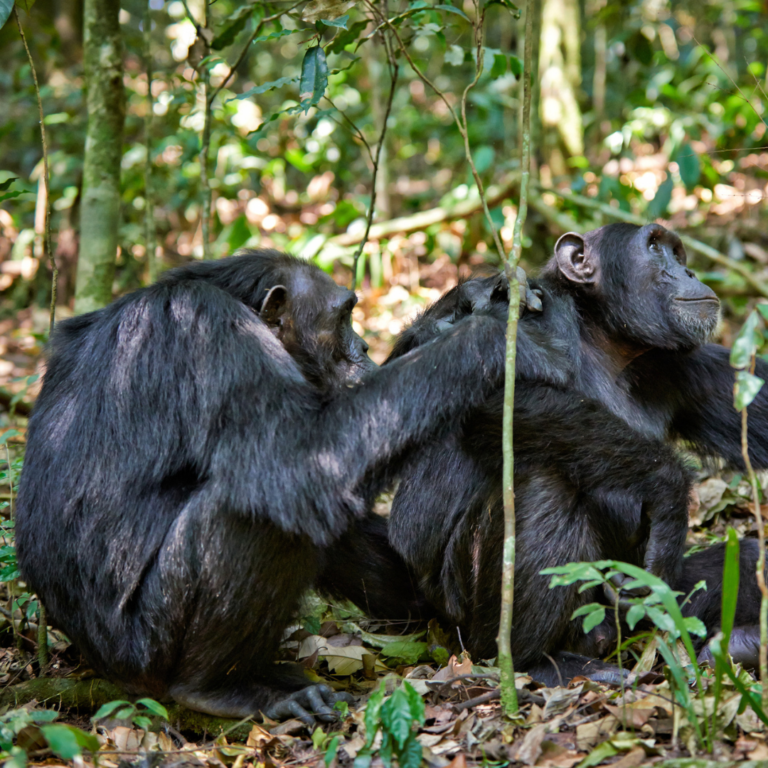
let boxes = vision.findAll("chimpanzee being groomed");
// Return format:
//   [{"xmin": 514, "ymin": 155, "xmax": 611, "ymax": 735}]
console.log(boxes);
[
  {"xmin": 387, "ymin": 223, "xmax": 768, "ymax": 685},
  {"xmin": 16, "ymin": 250, "xmax": 512, "ymax": 723}
]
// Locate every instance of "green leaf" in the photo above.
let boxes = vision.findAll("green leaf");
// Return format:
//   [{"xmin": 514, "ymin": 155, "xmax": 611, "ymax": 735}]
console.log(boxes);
[
  {"xmin": 233, "ymin": 76, "xmax": 299, "ymax": 101},
  {"xmin": 380, "ymin": 641, "xmax": 428, "ymax": 666},
  {"xmin": 474, "ymin": 146, "xmax": 495, "ymax": 174},
  {"xmin": 578, "ymin": 740, "xmax": 618, "ymax": 768},
  {"xmin": 735, "ymin": 370, "xmax": 765, "ymax": 410},
  {"xmin": 227, "ymin": 215, "xmax": 252, "ymax": 252},
  {"xmin": 325, "ymin": 19, "xmax": 368, "ymax": 55},
  {"xmin": 0, "ymin": 430, "xmax": 19, "ymax": 445},
  {"xmin": 252, "ymin": 28, "xmax": 301, "ymax": 45},
  {"xmin": 583, "ymin": 606, "xmax": 605, "ymax": 634},
  {"xmin": 324, "ymin": 734, "xmax": 340, "ymax": 766},
  {"xmin": 381, "ymin": 686, "xmax": 414, "ymax": 749},
  {"xmin": 485, "ymin": 0, "xmax": 520, "ymax": 16},
  {"xmin": 363, "ymin": 681, "xmax": 386, "ymax": 748},
  {"xmin": 299, "ymin": 46, "xmax": 329, "ymax": 114},
  {"xmin": 626, "ymin": 603, "xmax": 646, "ymax": 630},
  {"xmin": 0, "ymin": 177, "xmax": 17, "ymax": 192},
  {"xmin": 0, "ymin": 0, "xmax": 13, "ymax": 30},
  {"xmin": 490, "ymin": 50, "xmax": 507, "ymax": 78},
  {"xmin": 509, "ymin": 54, "xmax": 523, "ymax": 76},
  {"xmin": 320, "ymin": 14, "xmax": 349, "ymax": 28},
  {"xmin": 647, "ymin": 172, "xmax": 673, "ymax": 218},
  {"xmin": 435, "ymin": 4, "xmax": 470, "ymax": 20},
  {"xmin": 211, "ymin": 5, "xmax": 254, "ymax": 49},
  {"xmin": 116, "ymin": 707, "xmax": 135, "ymax": 719},
  {"xmin": 93, "ymin": 700, "xmax": 130, "ymax": 720},
  {"xmin": 397, "ymin": 735, "xmax": 424, "ymax": 768},
  {"xmin": 676, "ymin": 143, "xmax": 700, "ymax": 192},
  {"xmin": 136, "ymin": 698, "xmax": 169, "ymax": 719},
  {"xmin": 403, "ymin": 681, "xmax": 426, "ymax": 726},
  {"xmin": 720, "ymin": 528, "xmax": 740, "ymax": 654},
  {"xmin": 302, "ymin": 0, "xmax": 355, "ymax": 24},
  {"xmin": 133, "ymin": 715, "xmax": 152, "ymax": 730},
  {"xmin": 41, "ymin": 725, "xmax": 99, "ymax": 760},
  {"xmin": 731, "ymin": 310, "xmax": 761, "ymax": 370},
  {"xmin": 445, "ymin": 44, "xmax": 464, "ymax": 66},
  {"xmin": 0, "ymin": 191, "xmax": 22, "ymax": 203},
  {"xmin": 756, "ymin": 303, "xmax": 768, "ymax": 322}
]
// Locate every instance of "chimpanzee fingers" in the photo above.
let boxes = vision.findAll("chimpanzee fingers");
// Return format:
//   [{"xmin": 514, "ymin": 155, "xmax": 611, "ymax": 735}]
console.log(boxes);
[
  {"xmin": 605, "ymin": 573, "xmax": 651, "ymax": 605},
  {"xmin": 514, "ymin": 267, "xmax": 543, "ymax": 314},
  {"xmin": 319, "ymin": 687, "xmax": 354, "ymax": 708},
  {"xmin": 301, "ymin": 685, "xmax": 338, "ymax": 723},
  {"xmin": 263, "ymin": 695, "xmax": 316, "ymax": 726}
]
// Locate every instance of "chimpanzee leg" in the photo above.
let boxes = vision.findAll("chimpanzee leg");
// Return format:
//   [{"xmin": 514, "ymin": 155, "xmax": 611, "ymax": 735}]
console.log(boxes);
[
  {"xmin": 317, "ymin": 512, "xmax": 429, "ymax": 623},
  {"xmin": 679, "ymin": 539, "xmax": 766, "ymax": 669}
]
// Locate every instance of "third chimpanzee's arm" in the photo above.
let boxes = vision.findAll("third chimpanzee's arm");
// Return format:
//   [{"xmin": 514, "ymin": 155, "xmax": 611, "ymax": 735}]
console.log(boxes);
[
  {"xmin": 632, "ymin": 345, "xmax": 768, "ymax": 469},
  {"xmin": 466, "ymin": 384, "xmax": 692, "ymax": 584}
]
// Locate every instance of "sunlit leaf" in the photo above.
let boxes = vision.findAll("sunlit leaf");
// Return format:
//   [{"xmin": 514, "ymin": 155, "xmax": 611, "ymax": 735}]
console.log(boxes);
[
  {"xmin": 734, "ymin": 370, "xmax": 765, "ymax": 410},
  {"xmin": 233, "ymin": 76, "xmax": 299, "ymax": 101},
  {"xmin": 0, "ymin": 0, "xmax": 13, "ymax": 29},
  {"xmin": 731, "ymin": 310, "xmax": 761, "ymax": 369},
  {"xmin": 299, "ymin": 46, "xmax": 329, "ymax": 115},
  {"xmin": 445, "ymin": 44, "xmax": 464, "ymax": 66},
  {"xmin": 320, "ymin": 14, "xmax": 349, "ymax": 28},
  {"xmin": 302, "ymin": 0, "xmax": 355, "ymax": 24}
]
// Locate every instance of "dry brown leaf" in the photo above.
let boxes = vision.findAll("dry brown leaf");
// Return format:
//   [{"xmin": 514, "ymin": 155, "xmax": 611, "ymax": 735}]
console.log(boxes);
[
  {"xmin": 514, "ymin": 723, "xmax": 547, "ymax": 766},
  {"xmin": 446, "ymin": 754, "xmax": 467, "ymax": 768},
  {"xmin": 111, "ymin": 726, "xmax": 144, "ymax": 752},
  {"xmin": 247, "ymin": 723, "xmax": 273, "ymax": 748},
  {"xmin": 610, "ymin": 746, "xmax": 648, "ymax": 768},
  {"xmin": 537, "ymin": 740, "xmax": 583, "ymax": 768},
  {"xmin": 604, "ymin": 704, "xmax": 655, "ymax": 728},
  {"xmin": 575, "ymin": 716, "xmax": 618, "ymax": 750},
  {"xmin": 749, "ymin": 742, "xmax": 768, "ymax": 760}
]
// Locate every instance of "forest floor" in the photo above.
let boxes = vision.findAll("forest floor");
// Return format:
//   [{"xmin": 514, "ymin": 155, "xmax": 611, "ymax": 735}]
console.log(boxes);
[{"xmin": 0, "ymin": 260, "xmax": 767, "ymax": 767}]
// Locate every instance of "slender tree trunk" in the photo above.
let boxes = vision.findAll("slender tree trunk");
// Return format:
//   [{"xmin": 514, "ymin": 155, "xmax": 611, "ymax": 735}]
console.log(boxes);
[{"xmin": 74, "ymin": 0, "xmax": 125, "ymax": 314}]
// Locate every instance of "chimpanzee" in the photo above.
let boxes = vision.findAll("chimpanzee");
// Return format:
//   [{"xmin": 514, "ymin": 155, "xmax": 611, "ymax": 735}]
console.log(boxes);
[
  {"xmin": 386, "ymin": 223, "xmax": 768, "ymax": 685},
  {"xmin": 16, "ymin": 250, "xmax": 512, "ymax": 723}
]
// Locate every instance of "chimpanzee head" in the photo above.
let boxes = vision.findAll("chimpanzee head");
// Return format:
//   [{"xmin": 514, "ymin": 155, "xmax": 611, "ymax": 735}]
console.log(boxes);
[
  {"xmin": 547, "ymin": 223, "xmax": 720, "ymax": 351},
  {"xmin": 163, "ymin": 251, "xmax": 375, "ymax": 390}
]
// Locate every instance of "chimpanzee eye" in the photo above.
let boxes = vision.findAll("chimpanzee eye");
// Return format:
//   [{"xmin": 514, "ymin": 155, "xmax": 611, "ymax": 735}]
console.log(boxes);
[{"xmin": 648, "ymin": 238, "xmax": 661, "ymax": 254}]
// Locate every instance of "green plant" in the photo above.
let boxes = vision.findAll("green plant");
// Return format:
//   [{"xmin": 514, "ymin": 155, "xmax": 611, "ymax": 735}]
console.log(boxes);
[
  {"xmin": 0, "ymin": 707, "xmax": 100, "ymax": 767},
  {"xmin": 354, "ymin": 680, "xmax": 426, "ymax": 768},
  {"xmin": 92, "ymin": 698, "xmax": 169, "ymax": 731}
]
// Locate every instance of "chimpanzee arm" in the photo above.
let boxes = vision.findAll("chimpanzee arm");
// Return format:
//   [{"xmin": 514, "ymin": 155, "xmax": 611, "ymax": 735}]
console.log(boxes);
[
  {"xmin": 631, "ymin": 345, "xmax": 768, "ymax": 469},
  {"xmin": 463, "ymin": 384, "xmax": 692, "ymax": 584}
]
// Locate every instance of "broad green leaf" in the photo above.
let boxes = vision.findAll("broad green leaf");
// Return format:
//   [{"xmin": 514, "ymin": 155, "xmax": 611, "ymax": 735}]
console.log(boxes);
[
  {"xmin": 136, "ymin": 698, "xmax": 169, "ymax": 719},
  {"xmin": 731, "ymin": 310, "xmax": 762, "ymax": 369},
  {"xmin": 578, "ymin": 740, "xmax": 618, "ymax": 768},
  {"xmin": 0, "ymin": 430, "xmax": 19, "ymax": 445},
  {"xmin": 720, "ymin": 528, "xmax": 740, "ymax": 651},
  {"xmin": 233, "ymin": 76, "xmax": 299, "ymax": 101},
  {"xmin": 581, "ymin": 606, "xmax": 605, "ymax": 634},
  {"xmin": 398, "ymin": 735, "xmax": 424, "ymax": 768},
  {"xmin": 133, "ymin": 715, "xmax": 152, "ymax": 730},
  {"xmin": 676, "ymin": 143, "xmax": 700, "ymax": 192},
  {"xmin": 681, "ymin": 615, "xmax": 707, "ymax": 638},
  {"xmin": 380, "ymin": 640, "xmax": 428, "ymax": 666},
  {"xmin": 380, "ymin": 686, "xmax": 415, "ymax": 750},
  {"xmin": 734, "ymin": 370, "xmax": 765, "ymax": 410},
  {"xmin": 227, "ymin": 215, "xmax": 252, "ymax": 252},
  {"xmin": 0, "ymin": 0, "xmax": 13, "ymax": 30},
  {"xmin": 474, "ymin": 146, "xmax": 495, "ymax": 174},
  {"xmin": 363, "ymin": 681, "xmax": 386, "ymax": 748},
  {"xmin": 116, "ymin": 707, "xmax": 135, "ymax": 719},
  {"xmin": 320, "ymin": 14, "xmax": 349, "ymax": 28},
  {"xmin": 299, "ymin": 46, "xmax": 329, "ymax": 115},
  {"xmin": 445, "ymin": 44, "xmax": 464, "ymax": 66},
  {"xmin": 403, "ymin": 681, "xmax": 426, "ymax": 725},
  {"xmin": 757, "ymin": 303, "xmax": 768, "ymax": 322},
  {"xmin": 435, "ymin": 4, "xmax": 470, "ymax": 20},
  {"xmin": 647, "ymin": 172, "xmax": 673, "ymax": 218},
  {"xmin": 211, "ymin": 5, "xmax": 254, "ymax": 49},
  {"xmin": 485, "ymin": 0, "xmax": 520, "ymax": 15},
  {"xmin": 41, "ymin": 725, "xmax": 99, "ymax": 760},
  {"xmin": 509, "ymin": 54, "xmax": 523, "ymax": 76},
  {"xmin": 0, "ymin": 177, "xmax": 16, "ymax": 192},
  {"xmin": 0, "ymin": 190, "xmax": 22, "ymax": 203},
  {"xmin": 252, "ymin": 28, "xmax": 300, "ymax": 45},
  {"xmin": 626, "ymin": 603, "xmax": 645, "ymax": 630},
  {"xmin": 325, "ymin": 20, "xmax": 368, "ymax": 55},
  {"xmin": 93, "ymin": 700, "xmax": 130, "ymax": 719},
  {"xmin": 490, "ymin": 51, "xmax": 507, "ymax": 78},
  {"xmin": 324, "ymin": 734, "xmax": 340, "ymax": 766}
]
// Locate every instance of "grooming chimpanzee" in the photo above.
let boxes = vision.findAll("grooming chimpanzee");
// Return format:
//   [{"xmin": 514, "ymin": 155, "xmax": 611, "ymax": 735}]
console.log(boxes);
[
  {"xmin": 16, "ymin": 250, "xmax": 511, "ymax": 723},
  {"xmin": 387, "ymin": 223, "xmax": 768, "ymax": 685}
]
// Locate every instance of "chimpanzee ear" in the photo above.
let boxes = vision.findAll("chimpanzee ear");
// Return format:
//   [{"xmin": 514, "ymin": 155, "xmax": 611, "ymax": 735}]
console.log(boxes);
[
  {"xmin": 260, "ymin": 285, "xmax": 289, "ymax": 328},
  {"xmin": 554, "ymin": 232, "xmax": 596, "ymax": 284}
]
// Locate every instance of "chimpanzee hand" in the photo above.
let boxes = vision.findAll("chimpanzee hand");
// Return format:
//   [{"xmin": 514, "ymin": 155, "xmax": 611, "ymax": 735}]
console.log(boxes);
[
  {"xmin": 603, "ymin": 573, "xmax": 651, "ymax": 612},
  {"xmin": 263, "ymin": 685, "xmax": 354, "ymax": 726}
]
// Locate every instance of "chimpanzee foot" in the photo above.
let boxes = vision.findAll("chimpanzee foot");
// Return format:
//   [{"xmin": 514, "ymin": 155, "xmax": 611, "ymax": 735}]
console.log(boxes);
[
  {"xmin": 264, "ymin": 685, "xmax": 354, "ymax": 726},
  {"xmin": 527, "ymin": 652, "xmax": 629, "ymax": 688}
]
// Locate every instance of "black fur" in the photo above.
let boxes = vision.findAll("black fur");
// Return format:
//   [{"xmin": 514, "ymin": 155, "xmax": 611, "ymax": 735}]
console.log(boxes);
[
  {"xmin": 387, "ymin": 224, "xmax": 768, "ymax": 683},
  {"xmin": 16, "ymin": 250, "xmax": 509, "ymax": 718}
]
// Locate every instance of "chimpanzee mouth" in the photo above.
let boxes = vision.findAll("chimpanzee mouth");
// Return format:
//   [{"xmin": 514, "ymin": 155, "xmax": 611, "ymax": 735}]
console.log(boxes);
[{"xmin": 674, "ymin": 297, "xmax": 720, "ymax": 304}]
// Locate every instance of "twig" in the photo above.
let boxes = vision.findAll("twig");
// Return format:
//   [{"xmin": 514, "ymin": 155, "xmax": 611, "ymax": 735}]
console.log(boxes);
[
  {"xmin": 199, "ymin": 1, "xmax": 212, "ymax": 259},
  {"xmin": 14, "ymin": 8, "xmax": 56, "ymax": 333},
  {"xmin": 740, "ymin": 354, "xmax": 768, "ymax": 711},
  {"xmin": 350, "ymin": 43, "xmax": 397, "ymax": 290},
  {"xmin": 535, "ymin": 184, "xmax": 768, "ymax": 299},
  {"xmin": 498, "ymin": 0, "xmax": 534, "ymax": 718}
]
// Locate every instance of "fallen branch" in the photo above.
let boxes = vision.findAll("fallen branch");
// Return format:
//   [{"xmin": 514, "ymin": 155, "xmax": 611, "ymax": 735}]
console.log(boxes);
[
  {"xmin": 536, "ymin": 184, "xmax": 768, "ymax": 299},
  {"xmin": 327, "ymin": 173, "xmax": 521, "ymax": 247}
]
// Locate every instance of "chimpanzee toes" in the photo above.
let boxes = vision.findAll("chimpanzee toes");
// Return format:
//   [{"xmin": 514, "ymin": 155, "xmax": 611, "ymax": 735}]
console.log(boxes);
[{"xmin": 264, "ymin": 685, "xmax": 353, "ymax": 726}]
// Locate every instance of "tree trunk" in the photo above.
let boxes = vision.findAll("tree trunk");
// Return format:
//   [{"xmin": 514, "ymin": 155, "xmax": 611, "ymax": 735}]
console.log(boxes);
[{"xmin": 74, "ymin": 0, "xmax": 124, "ymax": 314}]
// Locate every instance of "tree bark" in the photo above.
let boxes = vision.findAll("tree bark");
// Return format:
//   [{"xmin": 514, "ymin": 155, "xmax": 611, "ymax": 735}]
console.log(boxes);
[{"xmin": 74, "ymin": 0, "xmax": 125, "ymax": 314}]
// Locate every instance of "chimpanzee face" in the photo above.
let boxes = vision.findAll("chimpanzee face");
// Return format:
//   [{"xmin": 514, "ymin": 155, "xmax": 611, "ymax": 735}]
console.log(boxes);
[
  {"xmin": 259, "ymin": 266, "xmax": 376, "ymax": 390},
  {"xmin": 553, "ymin": 223, "xmax": 720, "ymax": 351}
]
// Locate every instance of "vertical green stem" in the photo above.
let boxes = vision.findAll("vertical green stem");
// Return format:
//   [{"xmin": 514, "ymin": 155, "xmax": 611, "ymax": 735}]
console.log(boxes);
[
  {"xmin": 200, "ymin": 2, "xmax": 212, "ymax": 259},
  {"xmin": 498, "ymin": 0, "xmax": 534, "ymax": 718},
  {"xmin": 741, "ymin": 357, "xmax": 768, "ymax": 711}
]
